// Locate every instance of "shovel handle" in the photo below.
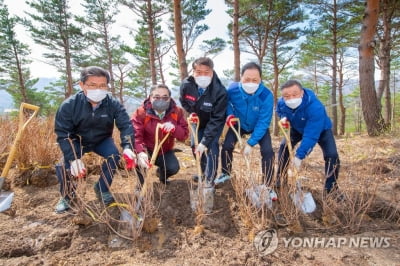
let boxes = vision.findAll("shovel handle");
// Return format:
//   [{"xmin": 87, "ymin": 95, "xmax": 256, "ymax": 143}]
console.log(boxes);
[
  {"xmin": 150, "ymin": 123, "xmax": 170, "ymax": 165},
  {"xmin": 139, "ymin": 123, "xmax": 171, "ymax": 200},
  {"xmin": 187, "ymin": 118, "xmax": 202, "ymax": 181},
  {"xmin": 19, "ymin": 103, "xmax": 40, "ymax": 129},
  {"xmin": 228, "ymin": 118, "xmax": 250, "ymax": 170},
  {"xmin": 1, "ymin": 103, "xmax": 40, "ymax": 179},
  {"xmin": 278, "ymin": 121, "xmax": 300, "ymax": 178}
]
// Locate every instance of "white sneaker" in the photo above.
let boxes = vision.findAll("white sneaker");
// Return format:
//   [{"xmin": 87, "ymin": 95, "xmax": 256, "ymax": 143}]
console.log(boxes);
[{"xmin": 214, "ymin": 173, "xmax": 231, "ymax": 185}]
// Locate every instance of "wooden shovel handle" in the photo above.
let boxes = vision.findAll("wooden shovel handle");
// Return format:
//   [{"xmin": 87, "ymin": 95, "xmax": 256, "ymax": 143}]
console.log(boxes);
[
  {"xmin": 150, "ymin": 123, "xmax": 170, "ymax": 165},
  {"xmin": 1, "ymin": 103, "xmax": 40, "ymax": 178},
  {"xmin": 278, "ymin": 121, "xmax": 300, "ymax": 178},
  {"xmin": 228, "ymin": 118, "xmax": 250, "ymax": 170},
  {"xmin": 187, "ymin": 118, "xmax": 202, "ymax": 180}
]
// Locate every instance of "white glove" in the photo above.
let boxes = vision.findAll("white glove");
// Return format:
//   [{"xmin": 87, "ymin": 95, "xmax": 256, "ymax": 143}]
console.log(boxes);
[
  {"xmin": 138, "ymin": 152, "xmax": 150, "ymax": 169},
  {"xmin": 195, "ymin": 143, "xmax": 206, "ymax": 157},
  {"xmin": 293, "ymin": 157, "xmax": 302, "ymax": 170},
  {"xmin": 70, "ymin": 159, "xmax": 86, "ymax": 178},
  {"xmin": 123, "ymin": 148, "xmax": 137, "ymax": 170},
  {"xmin": 243, "ymin": 144, "xmax": 252, "ymax": 156},
  {"xmin": 161, "ymin": 121, "xmax": 175, "ymax": 133}
]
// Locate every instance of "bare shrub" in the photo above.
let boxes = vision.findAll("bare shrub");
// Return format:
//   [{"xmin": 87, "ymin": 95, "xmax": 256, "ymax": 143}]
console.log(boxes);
[
  {"xmin": 13, "ymin": 117, "xmax": 60, "ymax": 187},
  {"xmin": 230, "ymin": 150, "xmax": 277, "ymax": 240}
]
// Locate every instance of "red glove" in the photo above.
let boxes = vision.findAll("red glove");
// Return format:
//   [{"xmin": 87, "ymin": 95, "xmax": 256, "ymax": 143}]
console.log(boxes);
[
  {"xmin": 226, "ymin": 115, "xmax": 237, "ymax": 127},
  {"xmin": 188, "ymin": 113, "xmax": 199, "ymax": 124},
  {"xmin": 280, "ymin": 117, "xmax": 289, "ymax": 129},
  {"xmin": 123, "ymin": 148, "xmax": 137, "ymax": 170}
]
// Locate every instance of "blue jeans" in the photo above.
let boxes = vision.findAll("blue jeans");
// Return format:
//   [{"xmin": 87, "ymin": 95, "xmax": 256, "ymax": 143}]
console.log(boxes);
[
  {"xmin": 135, "ymin": 150, "xmax": 180, "ymax": 185},
  {"xmin": 277, "ymin": 128, "xmax": 340, "ymax": 191},
  {"xmin": 56, "ymin": 137, "xmax": 120, "ymax": 198},
  {"xmin": 190, "ymin": 125, "xmax": 222, "ymax": 183},
  {"xmin": 221, "ymin": 127, "xmax": 275, "ymax": 184}
]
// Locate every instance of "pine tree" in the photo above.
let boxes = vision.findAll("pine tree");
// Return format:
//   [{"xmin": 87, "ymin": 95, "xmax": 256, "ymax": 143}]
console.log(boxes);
[
  {"xmin": 0, "ymin": 1, "xmax": 34, "ymax": 106},
  {"xmin": 359, "ymin": 0, "xmax": 386, "ymax": 136},
  {"xmin": 170, "ymin": 0, "xmax": 211, "ymax": 81},
  {"xmin": 76, "ymin": 0, "xmax": 121, "ymax": 96},
  {"xmin": 299, "ymin": 0, "xmax": 362, "ymax": 135},
  {"xmin": 23, "ymin": 0, "xmax": 85, "ymax": 98}
]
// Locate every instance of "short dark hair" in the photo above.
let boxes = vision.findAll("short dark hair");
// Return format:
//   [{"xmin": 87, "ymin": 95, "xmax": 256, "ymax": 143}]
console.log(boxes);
[
  {"xmin": 150, "ymin": 84, "xmax": 171, "ymax": 96},
  {"xmin": 241, "ymin": 62, "xmax": 262, "ymax": 77},
  {"xmin": 192, "ymin": 57, "xmax": 214, "ymax": 70},
  {"xmin": 80, "ymin": 66, "xmax": 110, "ymax": 83},
  {"xmin": 280, "ymin": 80, "xmax": 303, "ymax": 90}
]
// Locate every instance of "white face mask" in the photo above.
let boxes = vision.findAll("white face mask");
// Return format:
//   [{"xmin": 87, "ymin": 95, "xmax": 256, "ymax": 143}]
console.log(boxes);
[
  {"xmin": 86, "ymin": 89, "xmax": 108, "ymax": 103},
  {"xmin": 241, "ymin": 83, "xmax": 259, "ymax": 94},
  {"xmin": 285, "ymin": 98, "xmax": 302, "ymax": 109},
  {"xmin": 194, "ymin": 76, "xmax": 212, "ymax": 89}
]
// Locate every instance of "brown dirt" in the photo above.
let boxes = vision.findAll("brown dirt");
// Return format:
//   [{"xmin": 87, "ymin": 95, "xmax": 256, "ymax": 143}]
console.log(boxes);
[{"xmin": 0, "ymin": 135, "xmax": 399, "ymax": 265}]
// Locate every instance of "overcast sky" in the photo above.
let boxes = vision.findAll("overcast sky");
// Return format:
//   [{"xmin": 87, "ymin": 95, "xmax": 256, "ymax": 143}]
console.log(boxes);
[{"xmin": 4, "ymin": 0, "xmax": 246, "ymax": 82}]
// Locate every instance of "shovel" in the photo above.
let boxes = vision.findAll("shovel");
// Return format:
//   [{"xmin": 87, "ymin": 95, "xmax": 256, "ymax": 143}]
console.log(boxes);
[
  {"xmin": 226, "ymin": 118, "xmax": 274, "ymax": 209},
  {"xmin": 121, "ymin": 123, "xmax": 170, "ymax": 229},
  {"xmin": 187, "ymin": 118, "xmax": 214, "ymax": 214},
  {"xmin": 278, "ymin": 121, "xmax": 316, "ymax": 214},
  {"xmin": 0, "ymin": 103, "xmax": 39, "ymax": 212}
]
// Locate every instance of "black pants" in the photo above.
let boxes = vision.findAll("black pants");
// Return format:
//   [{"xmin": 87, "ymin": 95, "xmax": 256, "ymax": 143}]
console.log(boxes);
[{"xmin": 135, "ymin": 149, "xmax": 180, "ymax": 185}]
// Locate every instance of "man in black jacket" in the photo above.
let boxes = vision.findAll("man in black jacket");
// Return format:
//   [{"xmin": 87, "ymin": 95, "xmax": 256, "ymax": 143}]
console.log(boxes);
[
  {"xmin": 54, "ymin": 66, "xmax": 136, "ymax": 213},
  {"xmin": 179, "ymin": 57, "xmax": 227, "ymax": 186}
]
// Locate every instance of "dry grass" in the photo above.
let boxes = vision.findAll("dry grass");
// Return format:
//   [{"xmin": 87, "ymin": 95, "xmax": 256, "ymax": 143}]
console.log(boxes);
[
  {"xmin": 0, "ymin": 117, "xmax": 17, "ymax": 168},
  {"xmin": 16, "ymin": 117, "xmax": 60, "ymax": 168},
  {"xmin": 230, "ymin": 137, "xmax": 399, "ymax": 238},
  {"xmin": 1, "ymin": 115, "xmax": 399, "ymax": 247}
]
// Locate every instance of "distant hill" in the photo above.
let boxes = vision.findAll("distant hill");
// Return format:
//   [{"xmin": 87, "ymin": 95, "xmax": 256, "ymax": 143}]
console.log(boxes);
[
  {"xmin": 0, "ymin": 78, "xmax": 57, "ymax": 113},
  {"xmin": 0, "ymin": 90, "xmax": 13, "ymax": 112}
]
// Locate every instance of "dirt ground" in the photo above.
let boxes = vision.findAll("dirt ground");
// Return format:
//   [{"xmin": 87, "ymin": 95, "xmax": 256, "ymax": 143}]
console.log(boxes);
[{"xmin": 0, "ymin": 134, "xmax": 399, "ymax": 265}]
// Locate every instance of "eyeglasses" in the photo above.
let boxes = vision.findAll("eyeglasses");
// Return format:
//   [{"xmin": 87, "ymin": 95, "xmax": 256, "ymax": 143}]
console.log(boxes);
[
  {"xmin": 85, "ymin": 83, "xmax": 109, "ymax": 90},
  {"xmin": 152, "ymin": 96, "xmax": 170, "ymax": 101}
]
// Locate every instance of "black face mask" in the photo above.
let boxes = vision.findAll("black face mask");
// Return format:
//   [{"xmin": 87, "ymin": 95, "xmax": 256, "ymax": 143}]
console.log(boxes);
[{"xmin": 152, "ymin": 100, "xmax": 170, "ymax": 112}]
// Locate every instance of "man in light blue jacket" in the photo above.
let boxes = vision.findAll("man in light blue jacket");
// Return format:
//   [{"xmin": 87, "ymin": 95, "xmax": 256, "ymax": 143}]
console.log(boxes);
[
  {"xmin": 276, "ymin": 80, "xmax": 340, "ymax": 197},
  {"xmin": 218, "ymin": 62, "xmax": 275, "ymax": 194}
]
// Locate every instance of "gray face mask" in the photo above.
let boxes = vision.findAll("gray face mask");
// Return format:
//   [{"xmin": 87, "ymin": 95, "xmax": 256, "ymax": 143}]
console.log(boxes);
[{"xmin": 152, "ymin": 100, "xmax": 170, "ymax": 112}]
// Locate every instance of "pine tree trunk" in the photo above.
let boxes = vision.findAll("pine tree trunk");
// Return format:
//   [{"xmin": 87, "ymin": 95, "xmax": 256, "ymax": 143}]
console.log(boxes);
[
  {"xmin": 146, "ymin": 0, "xmax": 157, "ymax": 85},
  {"xmin": 331, "ymin": 0, "xmax": 338, "ymax": 136},
  {"xmin": 359, "ymin": 0, "xmax": 385, "ymax": 136},
  {"xmin": 173, "ymin": 0, "xmax": 188, "ymax": 80},
  {"xmin": 232, "ymin": 0, "xmax": 240, "ymax": 82},
  {"xmin": 380, "ymin": 0, "xmax": 393, "ymax": 125}
]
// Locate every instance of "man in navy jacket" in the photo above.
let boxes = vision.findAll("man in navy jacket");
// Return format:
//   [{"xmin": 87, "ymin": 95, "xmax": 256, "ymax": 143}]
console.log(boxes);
[
  {"xmin": 179, "ymin": 57, "xmax": 227, "ymax": 186},
  {"xmin": 54, "ymin": 66, "xmax": 136, "ymax": 213},
  {"xmin": 276, "ymin": 79, "xmax": 340, "ymax": 196}
]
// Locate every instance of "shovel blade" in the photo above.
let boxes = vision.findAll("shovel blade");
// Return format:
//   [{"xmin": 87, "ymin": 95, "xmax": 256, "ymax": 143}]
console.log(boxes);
[
  {"xmin": 291, "ymin": 191, "xmax": 316, "ymax": 214},
  {"xmin": 245, "ymin": 184, "xmax": 273, "ymax": 209},
  {"xmin": 190, "ymin": 186, "xmax": 214, "ymax": 213},
  {"xmin": 119, "ymin": 209, "xmax": 143, "ymax": 235},
  {"xmin": 0, "ymin": 191, "xmax": 14, "ymax": 212}
]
